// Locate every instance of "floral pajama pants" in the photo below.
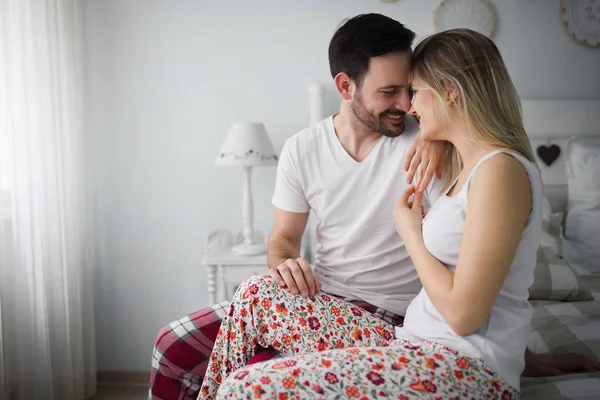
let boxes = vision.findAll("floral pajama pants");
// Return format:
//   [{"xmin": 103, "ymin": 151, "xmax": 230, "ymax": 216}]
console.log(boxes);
[
  {"xmin": 200, "ymin": 275, "xmax": 519, "ymax": 400},
  {"xmin": 216, "ymin": 340, "xmax": 519, "ymax": 400}
]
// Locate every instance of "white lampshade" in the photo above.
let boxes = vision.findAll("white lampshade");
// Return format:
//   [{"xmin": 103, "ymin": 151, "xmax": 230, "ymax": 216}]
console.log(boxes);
[{"xmin": 215, "ymin": 122, "xmax": 278, "ymax": 167}]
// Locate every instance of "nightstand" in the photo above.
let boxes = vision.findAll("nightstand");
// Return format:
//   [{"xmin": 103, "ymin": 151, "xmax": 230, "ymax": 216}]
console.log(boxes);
[{"xmin": 202, "ymin": 229, "xmax": 268, "ymax": 305}]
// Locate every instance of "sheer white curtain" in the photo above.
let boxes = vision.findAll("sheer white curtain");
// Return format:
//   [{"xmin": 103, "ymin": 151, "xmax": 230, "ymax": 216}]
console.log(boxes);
[{"xmin": 0, "ymin": 0, "xmax": 96, "ymax": 399}]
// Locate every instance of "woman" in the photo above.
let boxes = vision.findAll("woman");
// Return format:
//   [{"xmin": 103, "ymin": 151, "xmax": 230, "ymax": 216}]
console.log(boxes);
[{"xmin": 204, "ymin": 28, "xmax": 542, "ymax": 399}]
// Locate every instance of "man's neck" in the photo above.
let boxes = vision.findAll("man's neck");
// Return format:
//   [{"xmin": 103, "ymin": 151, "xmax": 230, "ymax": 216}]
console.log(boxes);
[{"xmin": 332, "ymin": 109, "xmax": 383, "ymax": 163}]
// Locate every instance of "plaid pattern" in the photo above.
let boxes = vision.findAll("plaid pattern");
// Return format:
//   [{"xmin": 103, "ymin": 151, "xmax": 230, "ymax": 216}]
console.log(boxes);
[
  {"xmin": 522, "ymin": 275, "xmax": 600, "ymax": 399},
  {"xmin": 148, "ymin": 293, "xmax": 404, "ymax": 400},
  {"xmin": 529, "ymin": 245, "xmax": 594, "ymax": 302}
]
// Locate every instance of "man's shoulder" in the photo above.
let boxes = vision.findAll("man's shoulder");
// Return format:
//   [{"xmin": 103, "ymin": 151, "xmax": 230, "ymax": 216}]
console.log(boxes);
[{"xmin": 283, "ymin": 115, "xmax": 334, "ymax": 153}]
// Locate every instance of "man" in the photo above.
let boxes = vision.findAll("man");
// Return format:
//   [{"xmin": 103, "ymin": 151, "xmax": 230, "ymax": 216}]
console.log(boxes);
[{"xmin": 149, "ymin": 13, "xmax": 599, "ymax": 400}]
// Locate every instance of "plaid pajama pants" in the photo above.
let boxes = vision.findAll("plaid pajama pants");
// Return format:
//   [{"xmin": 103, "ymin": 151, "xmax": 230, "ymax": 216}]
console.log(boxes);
[{"xmin": 148, "ymin": 293, "xmax": 404, "ymax": 400}]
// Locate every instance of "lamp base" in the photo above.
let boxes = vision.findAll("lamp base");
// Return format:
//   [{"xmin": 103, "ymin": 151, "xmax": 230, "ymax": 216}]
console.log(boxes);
[{"xmin": 233, "ymin": 242, "xmax": 266, "ymax": 256}]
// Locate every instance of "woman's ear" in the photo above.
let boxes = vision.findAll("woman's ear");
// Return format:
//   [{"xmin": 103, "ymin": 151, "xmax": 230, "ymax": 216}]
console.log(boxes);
[
  {"xmin": 445, "ymin": 84, "xmax": 458, "ymax": 106},
  {"xmin": 334, "ymin": 73, "xmax": 354, "ymax": 101}
]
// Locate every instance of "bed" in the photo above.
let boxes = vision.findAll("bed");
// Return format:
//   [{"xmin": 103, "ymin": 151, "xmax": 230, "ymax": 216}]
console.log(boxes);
[{"xmin": 304, "ymin": 83, "xmax": 600, "ymax": 399}]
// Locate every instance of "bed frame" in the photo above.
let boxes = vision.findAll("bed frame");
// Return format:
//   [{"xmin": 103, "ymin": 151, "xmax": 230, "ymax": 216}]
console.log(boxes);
[{"xmin": 303, "ymin": 82, "xmax": 600, "ymax": 261}]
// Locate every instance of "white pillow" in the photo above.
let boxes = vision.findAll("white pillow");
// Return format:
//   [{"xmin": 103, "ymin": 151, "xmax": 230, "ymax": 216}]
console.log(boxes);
[{"xmin": 563, "ymin": 137, "xmax": 600, "ymax": 276}]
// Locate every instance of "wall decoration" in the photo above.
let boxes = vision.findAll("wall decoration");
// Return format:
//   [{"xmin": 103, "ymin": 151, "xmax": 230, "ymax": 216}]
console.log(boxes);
[
  {"xmin": 561, "ymin": 0, "xmax": 600, "ymax": 48},
  {"xmin": 537, "ymin": 144, "xmax": 562, "ymax": 166},
  {"xmin": 434, "ymin": 0, "xmax": 496, "ymax": 38}
]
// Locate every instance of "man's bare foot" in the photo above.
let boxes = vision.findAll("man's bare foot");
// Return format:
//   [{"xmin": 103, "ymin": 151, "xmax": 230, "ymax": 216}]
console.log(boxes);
[{"xmin": 523, "ymin": 352, "xmax": 600, "ymax": 377}]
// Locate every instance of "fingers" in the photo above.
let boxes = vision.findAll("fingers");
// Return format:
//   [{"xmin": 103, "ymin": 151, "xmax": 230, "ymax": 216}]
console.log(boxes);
[
  {"xmin": 277, "ymin": 261, "xmax": 298, "ymax": 294},
  {"xmin": 401, "ymin": 185, "xmax": 416, "ymax": 204},
  {"xmin": 268, "ymin": 268, "xmax": 286, "ymax": 287},
  {"xmin": 412, "ymin": 189, "xmax": 423, "ymax": 211},
  {"xmin": 286, "ymin": 258, "xmax": 309, "ymax": 296},
  {"xmin": 420, "ymin": 161, "xmax": 436, "ymax": 193},
  {"xmin": 297, "ymin": 257, "xmax": 316, "ymax": 297},
  {"xmin": 404, "ymin": 138, "xmax": 419, "ymax": 172},
  {"xmin": 313, "ymin": 275, "xmax": 321, "ymax": 294},
  {"xmin": 414, "ymin": 165, "xmax": 421, "ymax": 189},
  {"xmin": 405, "ymin": 153, "xmax": 421, "ymax": 184},
  {"xmin": 275, "ymin": 258, "xmax": 316, "ymax": 297}
]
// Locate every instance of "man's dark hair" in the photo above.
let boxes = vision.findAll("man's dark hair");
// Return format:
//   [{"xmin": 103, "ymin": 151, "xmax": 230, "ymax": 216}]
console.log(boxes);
[{"xmin": 328, "ymin": 13, "xmax": 416, "ymax": 87}]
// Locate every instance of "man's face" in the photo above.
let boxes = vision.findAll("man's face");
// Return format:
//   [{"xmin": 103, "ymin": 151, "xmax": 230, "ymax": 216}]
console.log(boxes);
[{"xmin": 351, "ymin": 51, "xmax": 413, "ymax": 137}]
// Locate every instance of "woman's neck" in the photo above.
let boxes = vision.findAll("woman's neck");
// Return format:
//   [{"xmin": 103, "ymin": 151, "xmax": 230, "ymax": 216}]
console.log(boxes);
[{"xmin": 446, "ymin": 122, "xmax": 500, "ymax": 172}]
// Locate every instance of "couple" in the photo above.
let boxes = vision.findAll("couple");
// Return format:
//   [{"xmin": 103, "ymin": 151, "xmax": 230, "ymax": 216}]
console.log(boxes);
[{"xmin": 149, "ymin": 13, "xmax": 600, "ymax": 400}]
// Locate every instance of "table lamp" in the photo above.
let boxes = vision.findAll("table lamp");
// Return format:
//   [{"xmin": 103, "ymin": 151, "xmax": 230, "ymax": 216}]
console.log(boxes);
[{"xmin": 215, "ymin": 122, "xmax": 278, "ymax": 255}]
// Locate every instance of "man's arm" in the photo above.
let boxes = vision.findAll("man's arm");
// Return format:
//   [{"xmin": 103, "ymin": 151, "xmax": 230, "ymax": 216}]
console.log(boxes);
[
  {"xmin": 268, "ymin": 136, "xmax": 318, "ymax": 297},
  {"xmin": 267, "ymin": 207, "xmax": 308, "ymax": 269},
  {"xmin": 267, "ymin": 207, "xmax": 319, "ymax": 297}
]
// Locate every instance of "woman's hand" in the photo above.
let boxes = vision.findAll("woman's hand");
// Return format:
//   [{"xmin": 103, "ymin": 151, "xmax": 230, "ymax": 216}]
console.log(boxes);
[{"xmin": 393, "ymin": 185, "xmax": 425, "ymax": 245}]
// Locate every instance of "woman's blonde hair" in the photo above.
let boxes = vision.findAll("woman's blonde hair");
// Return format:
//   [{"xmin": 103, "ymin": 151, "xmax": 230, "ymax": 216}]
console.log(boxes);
[{"xmin": 410, "ymin": 28, "xmax": 536, "ymax": 191}]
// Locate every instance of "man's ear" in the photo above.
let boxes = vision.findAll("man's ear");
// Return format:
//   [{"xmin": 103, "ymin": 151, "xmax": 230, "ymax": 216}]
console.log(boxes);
[{"xmin": 334, "ymin": 73, "xmax": 354, "ymax": 101}]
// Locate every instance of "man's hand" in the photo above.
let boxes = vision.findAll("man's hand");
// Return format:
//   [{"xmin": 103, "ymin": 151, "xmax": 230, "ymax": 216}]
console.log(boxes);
[
  {"xmin": 523, "ymin": 351, "xmax": 600, "ymax": 377},
  {"xmin": 404, "ymin": 135, "xmax": 448, "ymax": 193},
  {"xmin": 269, "ymin": 257, "xmax": 321, "ymax": 298}
]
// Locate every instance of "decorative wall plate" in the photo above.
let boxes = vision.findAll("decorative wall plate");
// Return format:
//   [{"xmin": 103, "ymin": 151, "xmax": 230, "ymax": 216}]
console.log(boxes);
[
  {"xmin": 434, "ymin": 0, "xmax": 496, "ymax": 38},
  {"xmin": 561, "ymin": 0, "xmax": 600, "ymax": 48}
]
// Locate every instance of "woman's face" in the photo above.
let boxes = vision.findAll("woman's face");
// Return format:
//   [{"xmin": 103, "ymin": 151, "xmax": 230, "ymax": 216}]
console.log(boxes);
[{"xmin": 409, "ymin": 80, "xmax": 446, "ymax": 141}]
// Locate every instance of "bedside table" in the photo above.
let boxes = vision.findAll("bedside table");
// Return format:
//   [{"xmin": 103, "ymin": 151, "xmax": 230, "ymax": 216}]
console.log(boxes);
[{"xmin": 202, "ymin": 229, "xmax": 268, "ymax": 305}]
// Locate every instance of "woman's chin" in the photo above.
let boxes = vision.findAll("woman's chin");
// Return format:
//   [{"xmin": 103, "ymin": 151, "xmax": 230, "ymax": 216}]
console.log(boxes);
[
  {"xmin": 419, "ymin": 127, "xmax": 443, "ymax": 141},
  {"xmin": 419, "ymin": 128, "xmax": 433, "ymax": 141}
]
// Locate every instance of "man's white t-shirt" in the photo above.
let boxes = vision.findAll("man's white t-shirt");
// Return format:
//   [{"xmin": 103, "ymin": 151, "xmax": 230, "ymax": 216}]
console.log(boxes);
[{"xmin": 271, "ymin": 114, "xmax": 441, "ymax": 315}]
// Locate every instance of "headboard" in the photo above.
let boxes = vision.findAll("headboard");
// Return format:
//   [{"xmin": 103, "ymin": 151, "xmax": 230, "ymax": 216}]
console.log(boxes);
[
  {"xmin": 521, "ymin": 99, "xmax": 600, "ymax": 213},
  {"xmin": 302, "ymin": 82, "xmax": 600, "ymax": 262}
]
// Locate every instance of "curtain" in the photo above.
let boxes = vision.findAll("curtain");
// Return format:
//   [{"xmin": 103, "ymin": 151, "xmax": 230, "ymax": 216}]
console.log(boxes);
[{"xmin": 0, "ymin": 0, "xmax": 96, "ymax": 399}]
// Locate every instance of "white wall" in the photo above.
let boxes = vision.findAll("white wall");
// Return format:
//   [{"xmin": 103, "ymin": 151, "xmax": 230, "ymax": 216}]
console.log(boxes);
[{"xmin": 82, "ymin": 0, "xmax": 600, "ymax": 371}]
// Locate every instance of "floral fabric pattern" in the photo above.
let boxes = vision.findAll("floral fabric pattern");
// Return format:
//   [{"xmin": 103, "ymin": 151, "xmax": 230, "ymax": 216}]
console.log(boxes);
[
  {"xmin": 200, "ymin": 275, "xmax": 396, "ymax": 398},
  {"xmin": 216, "ymin": 340, "xmax": 519, "ymax": 400},
  {"xmin": 200, "ymin": 274, "xmax": 519, "ymax": 400}
]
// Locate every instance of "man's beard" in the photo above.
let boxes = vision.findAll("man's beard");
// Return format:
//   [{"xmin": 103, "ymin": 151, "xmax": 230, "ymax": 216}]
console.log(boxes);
[{"xmin": 351, "ymin": 92, "xmax": 406, "ymax": 137}]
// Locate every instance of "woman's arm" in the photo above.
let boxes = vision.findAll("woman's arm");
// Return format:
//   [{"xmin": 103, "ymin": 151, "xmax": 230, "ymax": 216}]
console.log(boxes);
[{"xmin": 403, "ymin": 154, "xmax": 533, "ymax": 336}]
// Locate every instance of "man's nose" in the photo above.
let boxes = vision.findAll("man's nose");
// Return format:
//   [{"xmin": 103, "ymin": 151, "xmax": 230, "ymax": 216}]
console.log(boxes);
[{"xmin": 396, "ymin": 92, "xmax": 412, "ymax": 113}]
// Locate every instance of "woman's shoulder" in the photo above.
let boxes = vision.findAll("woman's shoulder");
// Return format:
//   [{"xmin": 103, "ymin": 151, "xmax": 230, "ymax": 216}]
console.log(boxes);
[
  {"xmin": 468, "ymin": 150, "xmax": 540, "ymax": 213},
  {"xmin": 474, "ymin": 150, "xmax": 539, "ymax": 183}
]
